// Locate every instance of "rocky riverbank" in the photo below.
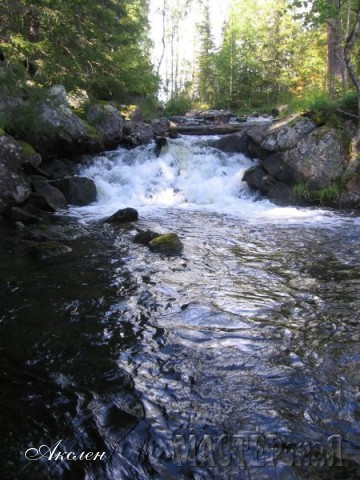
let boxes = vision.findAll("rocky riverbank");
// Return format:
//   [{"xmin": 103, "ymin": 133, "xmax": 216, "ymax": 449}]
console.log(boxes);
[
  {"xmin": 0, "ymin": 85, "xmax": 170, "ymax": 224},
  {"xmin": 212, "ymin": 114, "xmax": 360, "ymax": 209},
  {"xmin": 1, "ymin": 82, "xmax": 360, "ymax": 230}
]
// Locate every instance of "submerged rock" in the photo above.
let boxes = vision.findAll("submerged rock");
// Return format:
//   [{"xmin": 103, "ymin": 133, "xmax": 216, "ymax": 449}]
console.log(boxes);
[
  {"xmin": 25, "ymin": 241, "xmax": 72, "ymax": 260},
  {"xmin": 149, "ymin": 233, "xmax": 183, "ymax": 256},
  {"xmin": 105, "ymin": 207, "xmax": 139, "ymax": 223}
]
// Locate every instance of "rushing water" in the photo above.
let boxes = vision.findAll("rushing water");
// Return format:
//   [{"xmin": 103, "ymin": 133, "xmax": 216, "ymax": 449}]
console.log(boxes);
[{"xmin": 1, "ymin": 137, "xmax": 360, "ymax": 479}]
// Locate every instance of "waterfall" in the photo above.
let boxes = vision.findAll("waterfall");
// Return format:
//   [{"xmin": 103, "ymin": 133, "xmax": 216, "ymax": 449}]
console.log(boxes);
[{"xmin": 73, "ymin": 136, "xmax": 346, "ymax": 225}]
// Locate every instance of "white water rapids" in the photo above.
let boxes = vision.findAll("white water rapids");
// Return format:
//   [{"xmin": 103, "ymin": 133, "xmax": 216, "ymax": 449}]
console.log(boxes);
[{"xmin": 71, "ymin": 136, "xmax": 356, "ymax": 226}]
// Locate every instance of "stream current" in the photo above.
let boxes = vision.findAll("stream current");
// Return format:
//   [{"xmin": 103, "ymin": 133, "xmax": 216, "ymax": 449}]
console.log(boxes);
[{"xmin": 1, "ymin": 136, "xmax": 360, "ymax": 479}]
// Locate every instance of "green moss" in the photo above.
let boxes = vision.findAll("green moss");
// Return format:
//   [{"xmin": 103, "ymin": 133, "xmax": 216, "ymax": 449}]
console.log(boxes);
[
  {"xmin": 0, "ymin": 127, "xmax": 4, "ymax": 136},
  {"xmin": 84, "ymin": 122, "xmax": 101, "ymax": 139},
  {"xmin": 149, "ymin": 233, "xmax": 183, "ymax": 255},
  {"xmin": 18, "ymin": 140, "xmax": 36, "ymax": 157}
]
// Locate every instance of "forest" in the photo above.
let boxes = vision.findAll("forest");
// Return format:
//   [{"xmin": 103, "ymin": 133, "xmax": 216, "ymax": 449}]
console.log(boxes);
[{"xmin": 1, "ymin": 0, "xmax": 360, "ymax": 123}]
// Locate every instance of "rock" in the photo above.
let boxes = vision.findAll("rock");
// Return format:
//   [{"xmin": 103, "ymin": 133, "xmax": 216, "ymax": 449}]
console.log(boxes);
[
  {"xmin": 133, "ymin": 229, "xmax": 160, "ymax": 245},
  {"xmin": 86, "ymin": 103, "xmax": 124, "ymax": 149},
  {"xmin": 67, "ymin": 89, "xmax": 89, "ymax": 109},
  {"xmin": 151, "ymin": 118, "xmax": 170, "ymax": 137},
  {"xmin": 17, "ymin": 141, "xmax": 42, "ymax": 168},
  {"xmin": 340, "ymin": 176, "xmax": 360, "ymax": 208},
  {"xmin": 53, "ymin": 176, "xmax": 97, "ymax": 206},
  {"xmin": 211, "ymin": 131, "xmax": 250, "ymax": 154},
  {"xmin": 41, "ymin": 158, "xmax": 77, "ymax": 179},
  {"xmin": 266, "ymin": 126, "xmax": 348, "ymax": 189},
  {"xmin": 149, "ymin": 233, "xmax": 183, "ymax": 256},
  {"xmin": 247, "ymin": 116, "xmax": 316, "ymax": 153},
  {"xmin": 25, "ymin": 241, "xmax": 72, "ymax": 260},
  {"xmin": 123, "ymin": 121, "xmax": 154, "ymax": 147},
  {"xmin": 105, "ymin": 207, "xmax": 139, "ymax": 223},
  {"xmin": 5, "ymin": 206, "xmax": 41, "ymax": 224},
  {"xmin": 0, "ymin": 134, "xmax": 32, "ymax": 213},
  {"xmin": 48, "ymin": 85, "xmax": 68, "ymax": 105},
  {"xmin": 262, "ymin": 117, "xmax": 316, "ymax": 152},
  {"xmin": 243, "ymin": 166, "xmax": 291, "ymax": 202},
  {"xmin": 30, "ymin": 177, "xmax": 67, "ymax": 211},
  {"xmin": 154, "ymin": 137, "xmax": 167, "ymax": 157},
  {"xmin": 23, "ymin": 229, "xmax": 53, "ymax": 242},
  {"xmin": 6, "ymin": 86, "xmax": 104, "ymax": 158}
]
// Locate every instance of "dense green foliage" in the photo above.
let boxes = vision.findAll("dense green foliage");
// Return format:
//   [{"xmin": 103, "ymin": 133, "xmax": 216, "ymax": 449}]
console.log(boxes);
[
  {"xmin": 193, "ymin": 0, "xmax": 328, "ymax": 111},
  {"xmin": 0, "ymin": 0, "xmax": 158, "ymax": 101}
]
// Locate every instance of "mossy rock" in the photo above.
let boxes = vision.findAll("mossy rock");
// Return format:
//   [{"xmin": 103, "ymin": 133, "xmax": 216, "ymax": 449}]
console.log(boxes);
[
  {"xmin": 149, "ymin": 233, "xmax": 183, "ymax": 256},
  {"xmin": 17, "ymin": 140, "xmax": 37, "ymax": 157}
]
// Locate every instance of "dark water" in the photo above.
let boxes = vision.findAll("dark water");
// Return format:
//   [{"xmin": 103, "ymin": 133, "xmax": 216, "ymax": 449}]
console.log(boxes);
[{"xmin": 1, "ymin": 208, "xmax": 360, "ymax": 480}]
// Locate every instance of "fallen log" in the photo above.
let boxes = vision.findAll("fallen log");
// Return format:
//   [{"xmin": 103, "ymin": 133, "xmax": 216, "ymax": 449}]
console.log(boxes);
[{"xmin": 169, "ymin": 124, "xmax": 249, "ymax": 136}]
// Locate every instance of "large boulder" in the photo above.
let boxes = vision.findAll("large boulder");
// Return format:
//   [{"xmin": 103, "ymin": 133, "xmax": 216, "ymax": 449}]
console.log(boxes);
[
  {"xmin": 6, "ymin": 86, "xmax": 103, "ymax": 158},
  {"xmin": 211, "ymin": 131, "xmax": 250, "ymax": 154},
  {"xmin": 86, "ymin": 103, "xmax": 124, "ymax": 149},
  {"xmin": 122, "ymin": 121, "xmax": 154, "ymax": 147},
  {"xmin": 53, "ymin": 176, "xmax": 97, "ymax": 206},
  {"xmin": 263, "ymin": 126, "xmax": 348, "ymax": 189},
  {"xmin": 247, "ymin": 116, "xmax": 316, "ymax": 153},
  {"xmin": 340, "ymin": 175, "xmax": 360, "ymax": 208},
  {"xmin": 243, "ymin": 166, "xmax": 292, "ymax": 203},
  {"xmin": 0, "ymin": 133, "xmax": 32, "ymax": 213},
  {"xmin": 151, "ymin": 118, "xmax": 170, "ymax": 137},
  {"xmin": 29, "ymin": 176, "xmax": 67, "ymax": 211}
]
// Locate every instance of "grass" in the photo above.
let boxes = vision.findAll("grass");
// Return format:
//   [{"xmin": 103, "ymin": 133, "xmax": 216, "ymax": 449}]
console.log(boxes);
[
  {"xmin": 291, "ymin": 181, "xmax": 342, "ymax": 204},
  {"xmin": 291, "ymin": 181, "xmax": 310, "ymax": 201}
]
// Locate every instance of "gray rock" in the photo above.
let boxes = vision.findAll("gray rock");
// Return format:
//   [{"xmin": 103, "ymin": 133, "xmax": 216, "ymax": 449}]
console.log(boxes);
[
  {"xmin": 7, "ymin": 87, "xmax": 104, "ymax": 158},
  {"xmin": 246, "ymin": 116, "xmax": 316, "ymax": 155},
  {"xmin": 243, "ymin": 166, "xmax": 292, "ymax": 204},
  {"xmin": 211, "ymin": 131, "xmax": 250, "ymax": 154},
  {"xmin": 6, "ymin": 206, "xmax": 41, "ymax": 224},
  {"xmin": 86, "ymin": 104, "xmax": 124, "ymax": 148},
  {"xmin": 41, "ymin": 158, "xmax": 77, "ymax": 179},
  {"xmin": 261, "ymin": 117, "xmax": 316, "ymax": 152},
  {"xmin": 277, "ymin": 126, "xmax": 348, "ymax": 189},
  {"xmin": 340, "ymin": 176, "xmax": 360, "ymax": 208},
  {"xmin": 53, "ymin": 176, "xmax": 97, "ymax": 206},
  {"xmin": 133, "ymin": 229, "xmax": 160, "ymax": 245},
  {"xmin": 123, "ymin": 121, "xmax": 154, "ymax": 147},
  {"xmin": 105, "ymin": 207, "xmax": 139, "ymax": 223},
  {"xmin": 30, "ymin": 177, "xmax": 67, "ymax": 211},
  {"xmin": 0, "ymin": 134, "xmax": 31, "ymax": 213},
  {"xmin": 151, "ymin": 118, "xmax": 170, "ymax": 137},
  {"xmin": 149, "ymin": 233, "xmax": 184, "ymax": 256}
]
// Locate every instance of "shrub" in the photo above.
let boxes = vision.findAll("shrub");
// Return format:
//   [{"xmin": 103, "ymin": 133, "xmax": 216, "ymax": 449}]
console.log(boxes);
[{"xmin": 164, "ymin": 94, "xmax": 192, "ymax": 116}]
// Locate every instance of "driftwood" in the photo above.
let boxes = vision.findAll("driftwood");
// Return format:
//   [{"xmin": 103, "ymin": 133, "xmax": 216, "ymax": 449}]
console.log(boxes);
[{"xmin": 169, "ymin": 124, "xmax": 250, "ymax": 136}]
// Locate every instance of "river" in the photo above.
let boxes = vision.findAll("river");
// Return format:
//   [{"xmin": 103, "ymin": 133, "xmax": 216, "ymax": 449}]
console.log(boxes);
[{"xmin": 1, "ymin": 136, "xmax": 360, "ymax": 479}]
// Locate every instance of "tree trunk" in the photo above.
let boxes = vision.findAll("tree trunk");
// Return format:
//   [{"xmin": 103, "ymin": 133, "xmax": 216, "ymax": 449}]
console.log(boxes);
[
  {"xmin": 327, "ymin": 17, "xmax": 346, "ymax": 96},
  {"xmin": 344, "ymin": 0, "xmax": 360, "ymax": 147}
]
